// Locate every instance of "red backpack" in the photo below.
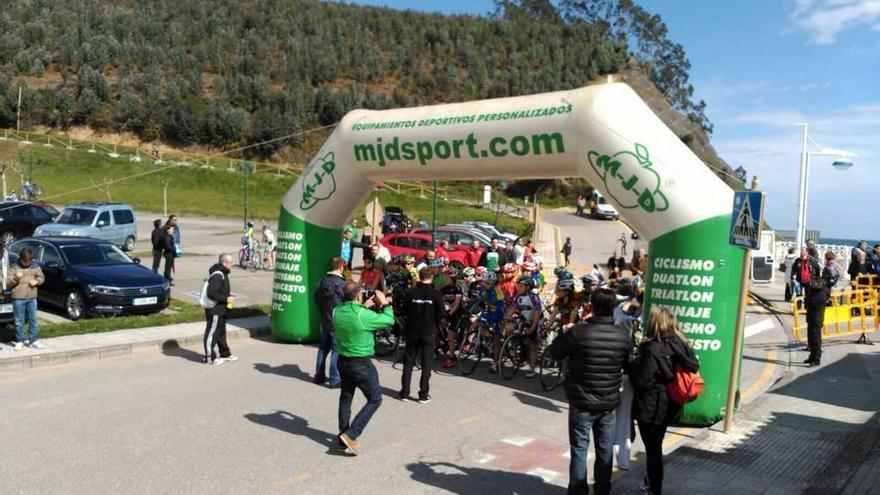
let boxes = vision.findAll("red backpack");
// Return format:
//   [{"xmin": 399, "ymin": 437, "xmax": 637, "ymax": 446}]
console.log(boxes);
[{"xmin": 667, "ymin": 364, "xmax": 705, "ymax": 404}]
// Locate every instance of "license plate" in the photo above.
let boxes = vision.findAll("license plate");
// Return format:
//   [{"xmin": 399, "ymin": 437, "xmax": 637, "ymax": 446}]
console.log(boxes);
[
  {"xmin": 132, "ymin": 297, "xmax": 158, "ymax": 306},
  {"xmin": 0, "ymin": 303, "xmax": 11, "ymax": 313}
]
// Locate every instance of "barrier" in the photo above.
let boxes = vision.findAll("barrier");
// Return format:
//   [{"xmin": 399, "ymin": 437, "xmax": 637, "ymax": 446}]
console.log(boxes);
[{"xmin": 791, "ymin": 288, "xmax": 878, "ymax": 341}]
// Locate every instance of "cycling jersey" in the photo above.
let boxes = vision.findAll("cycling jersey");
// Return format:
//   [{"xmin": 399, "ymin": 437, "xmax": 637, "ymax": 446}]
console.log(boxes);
[
  {"xmin": 553, "ymin": 296, "xmax": 579, "ymax": 326},
  {"xmin": 360, "ymin": 268, "xmax": 385, "ymax": 292},
  {"xmin": 497, "ymin": 277, "xmax": 518, "ymax": 303},
  {"xmin": 441, "ymin": 281, "xmax": 463, "ymax": 316},
  {"xmin": 477, "ymin": 286, "xmax": 505, "ymax": 323},
  {"xmin": 514, "ymin": 291, "xmax": 542, "ymax": 325},
  {"xmin": 263, "ymin": 229, "xmax": 276, "ymax": 250}
]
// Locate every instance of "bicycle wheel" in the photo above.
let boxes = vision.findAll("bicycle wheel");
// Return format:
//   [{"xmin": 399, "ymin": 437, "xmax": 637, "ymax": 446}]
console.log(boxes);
[
  {"xmin": 374, "ymin": 326, "xmax": 399, "ymax": 357},
  {"xmin": 457, "ymin": 327, "xmax": 482, "ymax": 375},
  {"xmin": 238, "ymin": 249, "xmax": 248, "ymax": 268},
  {"xmin": 248, "ymin": 251, "xmax": 259, "ymax": 272},
  {"xmin": 538, "ymin": 347, "xmax": 563, "ymax": 391},
  {"xmin": 499, "ymin": 334, "xmax": 525, "ymax": 380}
]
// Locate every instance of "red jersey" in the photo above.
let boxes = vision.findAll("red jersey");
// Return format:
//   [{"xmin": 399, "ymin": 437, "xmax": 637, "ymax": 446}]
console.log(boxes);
[
  {"xmin": 497, "ymin": 278, "xmax": 518, "ymax": 303},
  {"xmin": 466, "ymin": 246, "xmax": 484, "ymax": 267}
]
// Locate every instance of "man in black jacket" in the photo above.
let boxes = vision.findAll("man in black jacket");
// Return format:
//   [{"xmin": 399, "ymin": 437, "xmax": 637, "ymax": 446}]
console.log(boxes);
[
  {"xmin": 150, "ymin": 219, "xmax": 163, "ymax": 273},
  {"xmin": 400, "ymin": 267, "xmax": 446, "ymax": 403},
  {"xmin": 204, "ymin": 254, "xmax": 236, "ymax": 365},
  {"xmin": 314, "ymin": 257, "xmax": 347, "ymax": 387},
  {"xmin": 549, "ymin": 289, "xmax": 631, "ymax": 495}
]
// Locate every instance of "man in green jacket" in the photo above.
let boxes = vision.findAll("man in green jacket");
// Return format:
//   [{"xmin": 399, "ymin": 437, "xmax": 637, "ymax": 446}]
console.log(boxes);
[{"xmin": 332, "ymin": 281, "xmax": 395, "ymax": 455}]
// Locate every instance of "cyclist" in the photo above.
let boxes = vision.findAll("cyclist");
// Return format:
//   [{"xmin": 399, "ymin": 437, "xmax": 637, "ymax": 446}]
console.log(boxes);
[
  {"xmin": 508, "ymin": 276, "xmax": 543, "ymax": 378},
  {"xmin": 402, "ymin": 255, "xmax": 419, "ymax": 285},
  {"xmin": 520, "ymin": 261, "xmax": 543, "ymax": 293},
  {"xmin": 438, "ymin": 266, "xmax": 464, "ymax": 368},
  {"xmin": 467, "ymin": 271, "xmax": 506, "ymax": 373},
  {"xmin": 262, "ymin": 224, "xmax": 276, "ymax": 269},
  {"xmin": 387, "ymin": 257, "xmax": 412, "ymax": 315},
  {"xmin": 497, "ymin": 263, "xmax": 519, "ymax": 303},
  {"xmin": 549, "ymin": 278, "xmax": 579, "ymax": 331},
  {"xmin": 459, "ymin": 266, "xmax": 476, "ymax": 295},
  {"xmin": 579, "ymin": 274, "xmax": 599, "ymax": 320},
  {"xmin": 359, "ymin": 256, "xmax": 386, "ymax": 293}
]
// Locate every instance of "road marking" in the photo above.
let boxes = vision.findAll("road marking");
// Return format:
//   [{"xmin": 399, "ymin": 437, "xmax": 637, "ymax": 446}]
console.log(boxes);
[
  {"xmin": 476, "ymin": 453, "xmax": 496, "ymax": 464},
  {"xmin": 501, "ymin": 436, "xmax": 535, "ymax": 447},
  {"xmin": 742, "ymin": 349, "xmax": 778, "ymax": 402},
  {"xmin": 745, "ymin": 318, "xmax": 774, "ymax": 338},
  {"xmin": 562, "ymin": 450, "xmax": 571, "ymax": 459},
  {"xmin": 526, "ymin": 467, "xmax": 561, "ymax": 482}
]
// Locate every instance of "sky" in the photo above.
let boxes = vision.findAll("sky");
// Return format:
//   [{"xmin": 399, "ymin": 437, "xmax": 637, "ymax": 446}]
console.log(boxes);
[{"xmin": 347, "ymin": 0, "xmax": 880, "ymax": 239}]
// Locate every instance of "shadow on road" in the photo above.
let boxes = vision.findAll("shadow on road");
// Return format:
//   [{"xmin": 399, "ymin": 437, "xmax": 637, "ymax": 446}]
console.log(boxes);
[
  {"xmin": 513, "ymin": 390, "xmax": 563, "ymax": 413},
  {"xmin": 244, "ymin": 410, "xmax": 350, "ymax": 456},
  {"xmin": 161, "ymin": 340, "xmax": 204, "ymax": 363},
  {"xmin": 253, "ymin": 362, "xmax": 403, "ymax": 399},
  {"xmin": 406, "ymin": 460, "xmax": 560, "ymax": 494}
]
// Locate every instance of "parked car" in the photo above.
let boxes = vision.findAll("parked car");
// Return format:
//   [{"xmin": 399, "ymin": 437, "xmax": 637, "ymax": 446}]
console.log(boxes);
[
  {"xmin": 450, "ymin": 221, "xmax": 519, "ymax": 243},
  {"xmin": 380, "ymin": 233, "xmax": 470, "ymax": 269},
  {"xmin": 7, "ymin": 237, "xmax": 170, "ymax": 320},
  {"xmin": 34, "ymin": 202, "xmax": 138, "ymax": 251},
  {"xmin": 591, "ymin": 193, "xmax": 620, "ymax": 221},
  {"xmin": 0, "ymin": 201, "xmax": 57, "ymax": 246},
  {"xmin": 410, "ymin": 226, "xmax": 493, "ymax": 248},
  {"xmin": 381, "ymin": 206, "xmax": 412, "ymax": 234},
  {"xmin": 33, "ymin": 201, "xmax": 60, "ymax": 220},
  {"xmin": 0, "ymin": 251, "xmax": 14, "ymax": 329}
]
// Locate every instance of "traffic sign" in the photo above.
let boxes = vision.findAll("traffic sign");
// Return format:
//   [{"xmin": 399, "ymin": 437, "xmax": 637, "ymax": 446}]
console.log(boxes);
[{"xmin": 729, "ymin": 191, "xmax": 764, "ymax": 250}]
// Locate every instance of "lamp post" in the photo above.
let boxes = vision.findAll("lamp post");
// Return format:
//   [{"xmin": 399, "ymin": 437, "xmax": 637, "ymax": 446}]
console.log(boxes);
[
  {"xmin": 794, "ymin": 124, "xmax": 856, "ymax": 249},
  {"xmin": 238, "ymin": 160, "xmax": 254, "ymax": 229}
]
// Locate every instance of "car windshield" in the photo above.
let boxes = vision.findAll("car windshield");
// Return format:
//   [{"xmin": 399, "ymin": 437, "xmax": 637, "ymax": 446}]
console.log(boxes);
[
  {"xmin": 60, "ymin": 244, "xmax": 133, "ymax": 266},
  {"xmin": 56, "ymin": 208, "xmax": 97, "ymax": 225}
]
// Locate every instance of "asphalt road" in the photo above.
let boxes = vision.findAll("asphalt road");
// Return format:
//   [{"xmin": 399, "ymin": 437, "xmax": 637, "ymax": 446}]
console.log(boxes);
[{"xmin": 539, "ymin": 208, "xmax": 647, "ymax": 273}]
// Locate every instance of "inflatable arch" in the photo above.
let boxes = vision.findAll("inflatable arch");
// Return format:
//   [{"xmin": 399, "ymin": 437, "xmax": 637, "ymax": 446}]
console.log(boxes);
[{"xmin": 271, "ymin": 83, "xmax": 743, "ymax": 425}]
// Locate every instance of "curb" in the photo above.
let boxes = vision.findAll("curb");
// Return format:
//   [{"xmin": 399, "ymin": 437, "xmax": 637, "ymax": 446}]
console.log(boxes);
[{"xmin": 0, "ymin": 325, "xmax": 271, "ymax": 373}]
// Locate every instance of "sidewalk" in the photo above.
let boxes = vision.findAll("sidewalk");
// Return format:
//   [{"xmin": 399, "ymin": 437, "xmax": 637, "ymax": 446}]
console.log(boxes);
[{"xmin": 0, "ymin": 315, "xmax": 269, "ymax": 372}]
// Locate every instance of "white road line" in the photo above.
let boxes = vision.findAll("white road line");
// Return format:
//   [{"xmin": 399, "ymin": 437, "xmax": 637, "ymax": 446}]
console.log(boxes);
[
  {"xmin": 501, "ymin": 436, "xmax": 535, "ymax": 447},
  {"xmin": 526, "ymin": 468, "xmax": 561, "ymax": 482},
  {"xmin": 475, "ymin": 453, "xmax": 496, "ymax": 464},
  {"xmin": 745, "ymin": 318, "xmax": 775, "ymax": 338},
  {"xmin": 562, "ymin": 450, "xmax": 571, "ymax": 459}
]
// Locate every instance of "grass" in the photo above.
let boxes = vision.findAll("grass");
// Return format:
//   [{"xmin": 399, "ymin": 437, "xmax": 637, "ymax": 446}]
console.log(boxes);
[{"xmin": 38, "ymin": 299, "xmax": 270, "ymax": 339}]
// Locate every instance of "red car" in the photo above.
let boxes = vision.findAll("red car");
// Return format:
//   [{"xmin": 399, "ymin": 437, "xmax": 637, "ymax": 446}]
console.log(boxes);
[{"xmin": 380, "ymin": 233, "xmax": 470, "ymax": 269}]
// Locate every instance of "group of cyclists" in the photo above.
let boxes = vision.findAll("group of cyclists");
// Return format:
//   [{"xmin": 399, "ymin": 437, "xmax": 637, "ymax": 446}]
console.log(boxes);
[
  {"xmin": 239, "ymin": 221, "xmax": 277, "ymax": 270},
  {"xmin": 361, "ymin": 248, "xmax": 647, "ymax": 383}
]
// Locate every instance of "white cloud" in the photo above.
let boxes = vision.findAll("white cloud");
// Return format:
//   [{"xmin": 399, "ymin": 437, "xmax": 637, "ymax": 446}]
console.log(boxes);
[{"xmin": 790, "ymin": 0, "xmax": 880, "ymax": 44}]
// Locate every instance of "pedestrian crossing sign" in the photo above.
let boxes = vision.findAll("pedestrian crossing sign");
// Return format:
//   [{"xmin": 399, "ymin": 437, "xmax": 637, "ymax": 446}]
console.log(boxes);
[{"xmin": 729, "ymin": 191, "xmax": 764, "ymax": 249}]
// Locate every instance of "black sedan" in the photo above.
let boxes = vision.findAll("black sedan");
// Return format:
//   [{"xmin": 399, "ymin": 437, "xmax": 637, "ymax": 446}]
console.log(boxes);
[
  {"xmin": 8, "ymin": 237, "xmax": 170, "ymax": 319},
  {"xmin": 0, "ymin": 201, "xmax": 56, "ymax": 246}
]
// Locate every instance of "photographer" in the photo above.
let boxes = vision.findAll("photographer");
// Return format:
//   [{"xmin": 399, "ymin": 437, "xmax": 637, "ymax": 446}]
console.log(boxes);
[{"xmin": 332, "ymin": 282, "xmax": 395, "ymax": 456}]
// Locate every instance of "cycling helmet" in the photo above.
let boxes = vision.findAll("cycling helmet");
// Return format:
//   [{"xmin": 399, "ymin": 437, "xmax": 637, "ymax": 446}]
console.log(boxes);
[
  {"xmin": 444, "ymin": 266, "xmax": 461, "ymax": 278},
  {"xmin": 389, "ymin": 255, "xmax": 402, "ymax": 265},
  {"xmin": 247, "ymin": 221, "xmax": 254, "ymax": 228},
  {"xmin": 481, "ymin": 272, "xmax": 497, "ymax": 283},
  {"xmin": 474, "ymin": 266, "xmax": 488, "ymax": 278},
  {"xmin": 556, "ymin": 269, "xmax": 574, "ymax": 281},
  {"xmin": 461, "ymin": 267, "xmax": 476, "ymax": 278},
  {"xmin": 430, "ymin": 258, "xmax": 445, "ymax": 268},
  {"xmin": 556, "ymin": 279, "xmax": 576, "ymax": 292},
  {"xmin": 553, "ymin": 266, "xmax": 566, "ymax": 276},
  {"xmin": 581, "ymin": 274, "xmax": 597, "ymax": 287},
  {"xmin": 532, "ymin": 255, "xmax": 544, "ymax": 267},
  {"xmin": 522, "ymin": 262, "xmax": 537, "ymax": 272},
  {"xmin": 402, "ymin": 255, "xmax": 415, "ymax": 264},
  {"xmin": 517, "ymin": 275, "xmax": 536, "ymax": 289},
  {"xmin": 502, "ymin": 263, "xmax": 517, "ymax": 273}
]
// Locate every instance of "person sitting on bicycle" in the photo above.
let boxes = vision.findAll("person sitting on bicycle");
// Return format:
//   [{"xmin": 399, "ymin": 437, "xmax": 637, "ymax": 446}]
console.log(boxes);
[
  {"xmin": 466, "ymin": 271, "xmax": 506, "ymax": 373},
  {"xmin": 507, "ymin": 275, "xmax": 543, "ymax": 378},
  {"xmin": 360, "ymin": 256, "xmax": 386, "ymax": 293},
  {"xmin": 403, "ymin": 255, "xmax": 419, "ymax": 286},
  {"xmin": 438, "ymin": 266, "xmax": 464, "ymax": 368},
  {"xmin": 549, "ymin": 278, "xmax": 580, "ymax": 331},
  {"xmin": 459, "ymin": 266, "xmax": 476, "ymax": 296},
  {"xmin": 520, "ymin": 261, "xmax": 543, "ymax": 293},
  {"xmin": 387, "ymin": 257, "xmax": 412, "ymax": 315},
  {"xmin": 498, "ymin": 263, "xmax": 519, "ymax": 304},
  {"xmin": 262, "ymin": 224, "xmax": 276, "ymax": 268}
]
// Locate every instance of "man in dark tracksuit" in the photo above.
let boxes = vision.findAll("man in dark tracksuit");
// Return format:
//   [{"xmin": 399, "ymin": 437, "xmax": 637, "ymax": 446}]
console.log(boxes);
[
  {"xmin": 314, "ymin": 257, "xmax": 347, "ymax": 387},
  {"xmin": 204, "ymin": 254, "xmax": 236, "ymax": 365},
  {"xmin": 400, "ymin": 267, "xmax": 446, "ymax": 403},
  {"xmin": 150, "ymin": 219, "xmax": 164, "ymax": 273}
]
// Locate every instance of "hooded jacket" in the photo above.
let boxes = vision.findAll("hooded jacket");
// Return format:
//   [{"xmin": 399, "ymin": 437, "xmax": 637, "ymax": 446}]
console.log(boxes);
[
  {"xmin": 632, "ymin": 335, "xmax": 700, "ymax": 426},
  {"xmin": 205, "ymin": 263, "xmax": 231, "ymax": 315}
]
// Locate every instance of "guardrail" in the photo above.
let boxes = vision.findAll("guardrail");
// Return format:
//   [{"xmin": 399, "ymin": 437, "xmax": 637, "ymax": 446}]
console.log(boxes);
[{"xmin": 791, "ymin": 288, "xmax": 878, "ymax": 342}]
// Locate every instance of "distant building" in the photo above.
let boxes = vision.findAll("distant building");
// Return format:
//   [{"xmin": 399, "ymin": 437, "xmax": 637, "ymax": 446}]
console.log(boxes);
[{"xmin": 776, "ymin": 229, "xmax": 820, "ymax": 243}]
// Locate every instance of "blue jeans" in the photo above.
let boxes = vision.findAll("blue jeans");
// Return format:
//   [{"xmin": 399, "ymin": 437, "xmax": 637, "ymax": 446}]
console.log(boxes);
[
  {"xmin": 314, "ymin": 321, "xmax": 340, "ymax": 385},
  {"xmin": 337, "ymin": 357, "xmax": 382, "ymax": 439},
  {"xmin": 13, "ymin": 298, "xmax": 39, "ymax": 343},
  {"xmin": 568, "ymin": 406, "xmax": 616, "ymax": 495}
]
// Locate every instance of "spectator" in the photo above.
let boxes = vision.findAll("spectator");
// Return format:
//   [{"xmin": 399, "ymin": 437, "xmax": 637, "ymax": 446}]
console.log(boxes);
[
  {"xmin": 632, "ymin": 306, "xmax": 700, "ymax": 495},
  {"xmin": 10, "ymin": 248, "xmax": 45, "ymax": 350},
  {"xmin": 373, "ymin": 242, "xmax": 392, "ymax": 263},
  {"xmin": 871, "ymin": 245, "xmax": 880, "ymax": 275},
  {"xmin": 340, "ymin": 227, "xmax": 368, "ymax": 270},
  {"xmin": 333, "ymin": 282, "xmax": 396, "ymax": 455},
  {"xmin": 851, "ymin": 241, "xmax": 867, "ymax": 265},
  {"xmin": 166, "ymin": 214, "xmax": 181, "ymax": 257},
  {"xmin": 162, "ymin": 225, "xmax": 176, "ymax": 285},
  {"xmin": 790, "ymin": 248, "xmax": 815, "ymax": 307},
  {"xmin": 575, "ymin": 194, "xmax": 586, "ymax": 217},
  {"xmin": 805, "ymin": 239, "xmax": 819, "ymax": 260},
  {"xmin": 513, "ymin": 238, "xmax": 525, "ymax": 264},
  {"xmin": 523, "ymin": 239, "xmax": 535, "ymax": 263},
  {"xmin": 400, "ymin": 267, "xmax": 446, "ymax": 402},
  {"xmin": 803, "ymin": 251, "xmax": 839, "ymax": 366},
  {"xmin": 416, "ymin": 250, "xmax": 436, "ymax": 272},
  {"xmin": 561, "ymin": 237, "xmax": 572, "ymax": 267},
  {"xmin": 202, "ymin": 254, "xmax": 238, "ymax": 365},
  {"xmin": 435, "ymin": 239, "xmax": 453, "ymax": 260},
  {"xmin": 479, "ymin": 237, "xmax": 505, "ymax": 271},
  {"xmin": 150, "ymin": 219, "xmax": 164, "ymax": 273},
  {"xmin": 466, "ymin": 239, "xmax": 484, "ymax": 268},
  {"xmin": 501, "ymin": 239, "xmax": 518, "ymax": 266},
  {"xmin": 369, "ymin": 244, "xmax": 389, "ymax": 277},
  {"xmin": 314, "ymin": 257, "xmax": 347, "ymax": 388},
  {"xmin": 848, "ymin": 250, "xmax": 871, "ymax": 286},
  {"xmin": 606, "ymin": 250, "xmax": 627, "ymax": 280},
  {"xmin": 549, "ymin": 289, "xmax": 631, "ymax": 495},
  {"xmin": 783, "ymin": 247, "xmax": 797, "ymax": 302}
]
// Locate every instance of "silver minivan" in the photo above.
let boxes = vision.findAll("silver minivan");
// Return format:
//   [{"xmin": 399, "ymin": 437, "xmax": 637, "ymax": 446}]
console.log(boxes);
[{"xmin": 34, "ymin": 202, "xmax": 138, "ymax": 251}]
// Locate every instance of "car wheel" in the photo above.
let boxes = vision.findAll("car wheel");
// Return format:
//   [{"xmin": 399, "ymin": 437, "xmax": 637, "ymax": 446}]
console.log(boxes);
[
  {"xmin": 65, "ymin": 288, "xmax": 86, "ymax": 320},
  {"xmin": 122, "ymin": 235, "xmax": 136, "ymax": 252},
  {"xmin": 1, "ymin": 230, "xmax": 16, "ymax": 247}
]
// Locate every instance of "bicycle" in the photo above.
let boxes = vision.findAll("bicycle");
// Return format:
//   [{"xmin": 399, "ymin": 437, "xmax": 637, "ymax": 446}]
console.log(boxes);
[
  {"xmin": 498, "ymin": 316, "xmax": 532, "ymax": 380},
  {"xmin": 374, "ymin": 316, "xmax": 403, "ymax": 359},
  {"xmin": 457, "ymin": 314, "xmax": 494, "ymax": 375},
  {"xmin": 538, "ymin": 323, "xmax": 567, "ymax": 391},
  {"xmin": 248, "ymin": 241, "xmax": 267, "ymax": 272}
]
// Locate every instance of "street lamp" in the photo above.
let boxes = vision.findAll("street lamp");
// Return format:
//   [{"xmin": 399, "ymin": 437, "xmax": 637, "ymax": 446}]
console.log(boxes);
[{"xmin": 794, "ymin": 123, "xmax": 856, "ymax": 250}]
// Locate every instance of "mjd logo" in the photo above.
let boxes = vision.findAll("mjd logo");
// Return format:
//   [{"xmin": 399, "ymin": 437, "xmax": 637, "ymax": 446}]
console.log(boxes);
[
  {"xmin": 587, "ymin": 143, "xmax": 668, "ymax": 214},
  {"xmin": 300, "ymin": 152, "xmax": 337, "ymax": 211}
]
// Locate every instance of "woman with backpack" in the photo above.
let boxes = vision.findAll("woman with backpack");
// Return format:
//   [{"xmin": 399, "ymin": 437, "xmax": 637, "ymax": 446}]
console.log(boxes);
[{"xmin": 632, "ymin": 306, "xmax": 700, "ymax": 495}]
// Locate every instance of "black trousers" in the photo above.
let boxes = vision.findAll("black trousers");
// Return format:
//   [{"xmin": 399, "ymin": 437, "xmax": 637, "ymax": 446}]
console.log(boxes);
[
  {"xmin": 152, "ymin": 249, "xmax": 162, "ymax": 272},
  {"xmin": 805, "ymin": 299, "xmax": 826, "ymax": 361},
  {"xmin": 401, "ymin": 332, "xmax": 434, "ymax": 400},
  {"xmin": 638, "ymin": 421, "xmax": 668, "ymax": 495},
  {"xmin": 203, "ymin": 311, "xmax": 230, "ymax": 362},
  {"xmin": 163, "ymin": 253, "xmax": 175, "ymax": 281}
]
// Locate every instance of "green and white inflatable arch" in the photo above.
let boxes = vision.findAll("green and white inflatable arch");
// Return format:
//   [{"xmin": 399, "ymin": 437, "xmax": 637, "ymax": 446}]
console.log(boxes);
[{"xmin": 271, "ymin": 83, "xmax": 743, "ymax": 425}]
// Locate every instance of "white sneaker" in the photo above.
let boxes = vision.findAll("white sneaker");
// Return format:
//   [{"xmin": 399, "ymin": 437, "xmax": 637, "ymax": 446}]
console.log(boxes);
[
  {"xmin": 524, "ymin": 367, "xmax": 536, "ymax": 379},
  {"xmin": 222, "ymin": 355, "xmax": 239, "ymax": 362},
  {"xmin": 213, "ymin": 358, "xmax": 226, "ymax": 365},
  {"xmin": 13, "ymin": 342, "xmax": 24, "ymax": 351},
  {"xmin": 29, "ymin": 341, "xmax": 45, "ymax": 349}
]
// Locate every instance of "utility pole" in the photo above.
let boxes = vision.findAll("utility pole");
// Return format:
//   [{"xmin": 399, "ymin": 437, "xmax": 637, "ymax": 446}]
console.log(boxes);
[
  {"xmin": 431, "ymin": 180, "xmax": 438, "ymax": 245},
  {"xmin": 161, "ymin": 178, "xmax": 171, "ymax": 217},
  {"xmin": 16, "ymin": 86, "xmax": 22, "ymax": 133},
  {"xmin": 238, "ymin": 161, "xmax": 254, "ymax": 229}
]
